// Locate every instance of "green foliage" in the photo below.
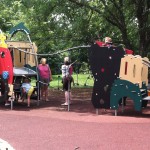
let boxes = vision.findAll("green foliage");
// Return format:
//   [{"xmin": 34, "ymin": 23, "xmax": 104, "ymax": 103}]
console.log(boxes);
[
  {"xmin": 49, "ymin": 74, "xmax": 94, "ymax": 89},
  {"xmin": 31, "ymin": 73, "xmax": 93, "ymax": 88},
  {"xmin": 0, "ymin": 0, "xmax": 150, "ymax": 68}
]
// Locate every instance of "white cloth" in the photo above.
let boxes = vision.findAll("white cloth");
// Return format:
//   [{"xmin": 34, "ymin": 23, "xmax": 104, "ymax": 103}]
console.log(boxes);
[
  {"xmin": 21, "ymin": 83, "xmax": 32, "ymax": 93},
  {"xmin": 61, "ymin": 65, "xmax": 70, "ymax": 77},
  {"xmin": 0, "ymin": 139, "xmax": 15, "ymax": 150}
]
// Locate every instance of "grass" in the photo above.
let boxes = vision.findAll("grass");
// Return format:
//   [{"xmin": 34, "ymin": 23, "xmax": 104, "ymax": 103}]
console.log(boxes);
[
  {"xmin": 31, "ymin": 73, "xmax": 94, "ymax": 89},
  {"xmin": 50, "ymin": 73, "xmax": 94, "ymax": 89}
]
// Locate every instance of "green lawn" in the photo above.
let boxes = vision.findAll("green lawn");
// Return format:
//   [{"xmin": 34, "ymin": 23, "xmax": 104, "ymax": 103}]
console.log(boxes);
[
  {"xmin": 50, "ymin": 73, "xmax": 94, "ymax": 89},
  {"xmin": 31, "ymin": 73, "xmax": 94, "ymax": 89}
]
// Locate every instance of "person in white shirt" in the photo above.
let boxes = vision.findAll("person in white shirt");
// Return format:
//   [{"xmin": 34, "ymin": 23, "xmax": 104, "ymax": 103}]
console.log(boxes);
[{"xmin": 61, "ymin": 57, "xmax": 73, "ymax": 106}]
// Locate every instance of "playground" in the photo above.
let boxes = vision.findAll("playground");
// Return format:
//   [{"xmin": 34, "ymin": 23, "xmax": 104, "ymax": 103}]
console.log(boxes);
[
  {"xmin": 0, "ymin": 1, "xmax": 150, "ymax": 149},
  {"xmin": 0, "ymin": 22, "xmax": 150, "ymax": 149},
  {"xmin": 0, "ymin": 23, "xmax": 149, "ymax": 113}
]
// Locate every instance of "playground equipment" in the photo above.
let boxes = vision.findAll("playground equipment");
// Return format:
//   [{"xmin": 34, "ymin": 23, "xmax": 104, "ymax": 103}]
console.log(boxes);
[
  {"xmin": 0, "ymin": 23, "xmax": 39, "ymax": 109},
  {"xmin": 88, "ymin": 42, "xmax": 150, "ymax": 115},
  {"xmin": 110, "ymin": 55, "xmax": 150, "ymax": 115},
  {"xmin": 0, "ymin": 23, "xmax": 90, "ymax": 109},
  {"xmin": 88, "ymin": 43, "xmax": 125, "ymax": 109},
  {"xmin": 1, "ymin": 22, "xmax": 149, "ymax": 115},
  {"xmin": 8, "ymin": 23, "xmax": 39, "ymax": 108},
  {"xmin": 0, "ymin": 30, "xmax": 13, "ymax": 105},
  {"xmin": 6, "ymin": 22, "xmax": 38, "ymax": 76}
]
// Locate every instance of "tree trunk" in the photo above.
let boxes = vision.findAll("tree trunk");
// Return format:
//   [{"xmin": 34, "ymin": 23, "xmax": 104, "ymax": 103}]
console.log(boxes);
[{"xmin": 135, "ymin": 0, "xmax": 150, "ymax": 56}]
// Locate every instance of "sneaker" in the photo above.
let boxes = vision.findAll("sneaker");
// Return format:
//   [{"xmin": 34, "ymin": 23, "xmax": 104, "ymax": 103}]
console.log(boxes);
[
  {"xmin": 5, "ymin": 103, "xmax": 10, "ymax": 106},
  {"xmin": 61, "ymin": 102, "xmax": 68, "ymax": 106},
  {"xmin": 45, "ymin": 99, "xmax": 49, "ymax": 102}
]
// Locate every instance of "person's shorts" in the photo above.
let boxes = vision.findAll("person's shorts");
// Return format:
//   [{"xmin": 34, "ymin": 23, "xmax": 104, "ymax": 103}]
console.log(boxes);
[
  {"xmin": 40, "ymin": 77, "xmax": 49, "ymax": 88},
  {"xmin": 62, "ymin": 76, "xmax": 73, "ymax": 91},
  {"xmin": 27, "ymin": 87, "xmax": 34, "ymax": 96}
]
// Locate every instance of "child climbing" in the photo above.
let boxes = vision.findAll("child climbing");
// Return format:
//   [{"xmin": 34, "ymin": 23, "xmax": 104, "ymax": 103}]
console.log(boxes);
[{"xmin": 21, "ymin": 77, "xmax": 34, "ymax": 107}]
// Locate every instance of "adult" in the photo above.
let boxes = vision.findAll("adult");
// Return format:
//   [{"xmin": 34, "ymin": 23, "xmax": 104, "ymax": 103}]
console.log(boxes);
[
  {"xmin": 38, "ymin": 58, "xmax": 52, "ymax": 101},
  {"xmin": 61, "ymin": 57, "xmax": 73, "ymax": 106}
]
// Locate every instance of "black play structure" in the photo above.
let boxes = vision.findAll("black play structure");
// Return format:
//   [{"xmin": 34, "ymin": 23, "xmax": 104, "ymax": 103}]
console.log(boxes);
[
  {"xmin": 88, "ymin": 43, "xmax": 150, "ymax": 115},
  {"xmin": 88, "ymin": 43, "xmax": 125, "ymax": 109}
]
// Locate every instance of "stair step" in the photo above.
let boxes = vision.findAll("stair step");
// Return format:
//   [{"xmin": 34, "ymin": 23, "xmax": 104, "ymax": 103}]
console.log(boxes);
[
  {"xmin": 140, "ymin": 89, "xmax": 146, "ymax": 92},
  {"xmin": 141, "ymin": 93, "xmax": 147, "ymax": 96},
  {"xmin": 143, "ymin": 96, "xmax": 150, "ymax": 100}
]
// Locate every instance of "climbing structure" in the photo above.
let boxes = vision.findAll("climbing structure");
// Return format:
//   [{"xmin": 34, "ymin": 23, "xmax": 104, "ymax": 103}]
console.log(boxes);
[
  {"xmin": 110, "ymin": 55, "xmax": 150, "ymax": 112},
  {"xmin": 88, "ymin": 43, "xmax": 125, "ymax": 108},
  {"xmin": 88, "ymin": 40, "xmax": 150, "ymax": 114}
]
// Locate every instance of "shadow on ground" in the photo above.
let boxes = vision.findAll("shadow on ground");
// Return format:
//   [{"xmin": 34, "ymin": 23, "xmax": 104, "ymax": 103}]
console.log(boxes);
[{"xmin": 0, "ymin": 88, "xmax": 150, "ymax": 118}]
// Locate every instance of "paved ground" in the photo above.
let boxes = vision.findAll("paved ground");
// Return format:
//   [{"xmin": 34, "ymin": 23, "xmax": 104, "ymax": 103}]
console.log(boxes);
[{"xmin": 0, "ymin": 89, "xmax": 150, "ymax": 150}]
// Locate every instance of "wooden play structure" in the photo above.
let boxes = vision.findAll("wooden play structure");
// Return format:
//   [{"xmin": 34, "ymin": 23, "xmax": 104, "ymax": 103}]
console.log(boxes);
[
  {"xmin": 110, "ymin": 55, "xmax": 150, "ymax": 115},
  {"xmin": 0, "ymin": 23, "xmax": 39, "ymax": 109},
  {"xmin": 88, "ymin": 42, "xmax": 150, "ymax": 115},
  {"xmin": 7, "ymin": 41, "xmax": 37, "ymax": 68},
  {"xmin": 6, "ymin": 22, "xmax": 38, "ymax": 76}
]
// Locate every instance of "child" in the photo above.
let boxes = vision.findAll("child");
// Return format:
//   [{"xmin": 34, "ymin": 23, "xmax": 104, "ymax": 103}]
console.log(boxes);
[
  {"xmin": 14, "ymin": 76, "xmax": 22, "ymax": 101},
  {"xmin": 21, "ymin": 77, "xmax": 34, "ymax": 107}
]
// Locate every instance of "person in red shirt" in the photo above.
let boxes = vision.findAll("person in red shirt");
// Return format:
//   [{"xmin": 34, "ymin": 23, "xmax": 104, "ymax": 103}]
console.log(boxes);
[{"xmin": 38, "ymin": 58, "xmax": 52, "ymax": 101}]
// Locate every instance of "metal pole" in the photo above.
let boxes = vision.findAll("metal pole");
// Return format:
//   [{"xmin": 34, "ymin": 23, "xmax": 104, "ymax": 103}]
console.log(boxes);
[
  {"xmin": 115, "ymin": 110, "xmax": 117, "ymax": 116},
  {"xmin": 58, "ymin": 75, "xmax": 60, "ymax": 90},
  {"xmin": 27, "ymin": 34, "xmax": 40, "ymax": 106},
  {"xmin": 76, "ymin": 73, "xmax": 79, "ymax": 85},
  {"xmin": 122, "ymin": 97, "xmax": 124, "ymax": 113},
  {"xmin": 67, "ymin": 78, "xmax": 70, "ymax": 111},
  {"xmin": 96, "ymin": 109, "xmax": 99, "ymax": 115}
]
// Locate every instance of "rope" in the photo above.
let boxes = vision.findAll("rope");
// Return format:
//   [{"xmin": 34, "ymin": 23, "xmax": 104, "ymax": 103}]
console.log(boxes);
[
  {"xmin": 21, "ymin": 75, "xmax": 50, "ymax": 86},
  {"xmin": 13, "ymin": 45, "xmax": 90, "ymax": 56},
  {"xmin": 38, "ymin": 80, "xmax": 49, "ymax": 86},
  {"xmin": 142, "ymin": 59, "xmax": 150, "ymax": 67}
]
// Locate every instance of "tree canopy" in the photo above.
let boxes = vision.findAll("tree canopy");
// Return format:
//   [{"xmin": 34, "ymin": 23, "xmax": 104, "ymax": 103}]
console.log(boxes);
[{"xmin": 1, "ymin": 0, "xmax": 150, "ymax": 63}]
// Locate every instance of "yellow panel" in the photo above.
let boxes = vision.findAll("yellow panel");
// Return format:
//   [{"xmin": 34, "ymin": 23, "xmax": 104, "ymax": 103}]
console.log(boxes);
[
  {"xmin": 7, "ymin": 41, "xmax": 38, "ymax": 67},
  {"xmin": 119, "ymin": 55, "xmax": 149, "ymax": 88},
  {"xmin": 0, "ymin": 33, "xmax": 7, "ymax": 48},
  {"xmin": 6, "ymin": 41, "xmax": 32, "ymax": 49}
]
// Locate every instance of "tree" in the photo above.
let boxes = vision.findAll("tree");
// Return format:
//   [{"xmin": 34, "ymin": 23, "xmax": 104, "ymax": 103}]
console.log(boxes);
[
  {"xmin": 1, "ymin": 0, "xmax": 150, "ymax": 58},
  {"xmin": 133, "ymin": 0, "xmax": 150, "ymax": 56},
  {"xmin": 68, "ymin": 0, "xmax": 150, "ymax": 56}
]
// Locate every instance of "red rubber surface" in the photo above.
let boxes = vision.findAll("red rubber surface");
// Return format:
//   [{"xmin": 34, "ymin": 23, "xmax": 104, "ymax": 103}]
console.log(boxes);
[{"xmin": 0, "ymin": 98, "xmax": 150, "ymax": 150}]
